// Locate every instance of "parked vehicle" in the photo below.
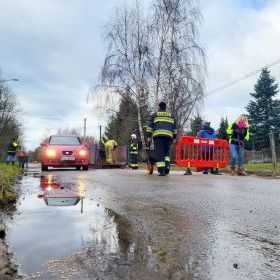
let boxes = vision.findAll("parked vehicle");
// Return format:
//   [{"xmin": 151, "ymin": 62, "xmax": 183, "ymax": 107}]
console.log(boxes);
[{"xmin": 41, "ymin": 135, "xmax": 89, "ymax": 171}]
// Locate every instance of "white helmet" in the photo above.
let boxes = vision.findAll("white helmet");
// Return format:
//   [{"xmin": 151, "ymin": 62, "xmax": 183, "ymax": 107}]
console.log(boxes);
[{"xmin": 131, "ymin": 133, "xmax": 137, "ymax": 139}]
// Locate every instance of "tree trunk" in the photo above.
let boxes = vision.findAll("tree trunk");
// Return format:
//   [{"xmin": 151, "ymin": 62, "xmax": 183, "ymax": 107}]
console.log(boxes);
[{"xmin": 135, "ymin": 99, "xmax": 146, "ymax": 148}]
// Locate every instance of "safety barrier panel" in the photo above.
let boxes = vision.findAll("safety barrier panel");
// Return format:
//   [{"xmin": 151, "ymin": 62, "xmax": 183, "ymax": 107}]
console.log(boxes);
[{"xmin": 176, "ymin": 136, "xmax": 229, "ymax": 169}]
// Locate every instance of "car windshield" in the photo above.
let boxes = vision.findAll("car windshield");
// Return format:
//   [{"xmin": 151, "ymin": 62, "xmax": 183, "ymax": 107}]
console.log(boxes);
[{"xmin": 49, "ymin": 136, "xmax": 81, "ymax": 146}]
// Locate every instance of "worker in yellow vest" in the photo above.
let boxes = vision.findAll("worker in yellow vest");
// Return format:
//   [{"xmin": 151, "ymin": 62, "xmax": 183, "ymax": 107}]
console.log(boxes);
[
  {"xmin": 104, "ymin": 139, "xmax": 118, "ymax": 164},
  {"xmin": 6, "ymin": 137, "xmax": 19, "ymax": 165}
]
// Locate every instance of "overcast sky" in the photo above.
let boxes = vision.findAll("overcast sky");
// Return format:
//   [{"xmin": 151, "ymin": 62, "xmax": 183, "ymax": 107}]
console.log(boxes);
[{"xmin": 1, "ymin": 0, "xmax": 280, "ymax": 150}]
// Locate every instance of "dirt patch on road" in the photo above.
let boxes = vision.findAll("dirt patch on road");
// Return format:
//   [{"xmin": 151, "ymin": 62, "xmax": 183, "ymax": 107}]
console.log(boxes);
[{"xmin": 0, "ymin": 221, "xmax": 26, "ymax": 280}]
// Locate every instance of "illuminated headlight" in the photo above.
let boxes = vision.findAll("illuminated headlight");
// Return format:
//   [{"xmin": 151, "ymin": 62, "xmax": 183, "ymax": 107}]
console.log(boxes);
[
  {"xmin": 78, "ymin": 150, "xmax": 87, "ymax": 157},
  {"xmin": 46, "ymin": 149, "xmax": 56, "ymax": 157}
]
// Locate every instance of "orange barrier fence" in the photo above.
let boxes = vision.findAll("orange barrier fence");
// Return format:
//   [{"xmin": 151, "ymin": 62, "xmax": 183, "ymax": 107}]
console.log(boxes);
[{"xmin": 176, "ymin": 136, "xmax": 229, "ymax": 169}]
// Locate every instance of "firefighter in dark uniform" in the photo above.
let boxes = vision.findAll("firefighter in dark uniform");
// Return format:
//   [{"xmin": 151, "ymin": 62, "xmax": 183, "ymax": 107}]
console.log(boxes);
[
  {"xmin": 146, "ymin": 101, "xmax": 177, "ymax": 176},
  {"xmin": 129, "ymin": 134, "xmax": 139, "ymax": 169}
]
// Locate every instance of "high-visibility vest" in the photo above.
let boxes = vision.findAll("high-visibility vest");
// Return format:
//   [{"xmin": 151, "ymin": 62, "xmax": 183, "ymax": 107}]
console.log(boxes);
[
  {"xmin": 226, "ymin": 122, "xmax": 250, "ymax": 144},
  {"xmin": 129, "ymin": 139, "xmax": 138, "ymax": 155}
]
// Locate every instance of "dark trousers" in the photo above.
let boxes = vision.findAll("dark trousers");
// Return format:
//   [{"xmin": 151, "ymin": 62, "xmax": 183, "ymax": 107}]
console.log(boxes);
[
  {"xmin": 129, "ymin": 153, "xmax": 138, "ymax": 169},
  {"xmin": 154, "ymin": 137, "xmax": 171, "ymax": 174}
]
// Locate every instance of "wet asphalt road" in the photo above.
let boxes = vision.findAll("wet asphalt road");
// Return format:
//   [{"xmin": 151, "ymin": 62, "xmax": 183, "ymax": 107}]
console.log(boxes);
[{"xmin": 5, "ymin": 164, "xmax": 280, "ymax": 279}]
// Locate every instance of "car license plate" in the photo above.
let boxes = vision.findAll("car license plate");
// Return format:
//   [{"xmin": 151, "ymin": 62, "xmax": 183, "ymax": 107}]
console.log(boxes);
[{"xmin": 60, "ymin": 156, "xmax": 75, "ymax": 161}]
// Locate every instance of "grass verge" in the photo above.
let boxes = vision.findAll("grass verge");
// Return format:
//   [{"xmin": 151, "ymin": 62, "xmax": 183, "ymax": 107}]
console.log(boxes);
[
  {"xmin": 0, "ymin": 163, "xmax": 21, "ymax": 204},
  {"xmin": 244, "ymin": 162, "xmax": 280, "ymax": 176}
]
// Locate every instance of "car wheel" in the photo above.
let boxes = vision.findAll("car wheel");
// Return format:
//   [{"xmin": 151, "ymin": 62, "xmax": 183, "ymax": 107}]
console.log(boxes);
[
  {"xmin": 76, "ymin": 166, "xmax": 81, "ymax": 170},
  {"xmin": 83, "ymin": 165, "xmax": 89, "ymax": 171},
  {"xmin": 41, "ymin": 165, "xmax": 48, "ymax": 171}
]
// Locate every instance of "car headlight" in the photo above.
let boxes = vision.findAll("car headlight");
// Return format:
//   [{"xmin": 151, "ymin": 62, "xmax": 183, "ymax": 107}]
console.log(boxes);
[
  {"xmin": 78, "ymin": 150, "xmax": 87, "ymax": 157},
  {"xmin": 46, "ymin": 149, "xmax": 56, "ymax": 157}
]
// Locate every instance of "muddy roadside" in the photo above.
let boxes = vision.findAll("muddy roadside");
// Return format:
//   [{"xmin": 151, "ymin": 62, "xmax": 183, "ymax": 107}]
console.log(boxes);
[
  {"xmin": 0, "ymin": 167, "xmax": 26, "ymax": 280},
  {"xmin": 0, "ymin": 220, "xmax": 26, "ymax": 280}
]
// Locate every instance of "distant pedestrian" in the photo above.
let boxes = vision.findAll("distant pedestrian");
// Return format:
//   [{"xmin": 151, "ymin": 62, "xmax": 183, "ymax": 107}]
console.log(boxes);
[
  {"xmin": 6, "ymin": 137, "xmax": 19, "ymax": 165},
  {"xmin": 17, "ymin": 147, "xmax": 28, "ymax": 169},
  {"xmin": 197, "ymin": 122, "xmax": 218, "ymax": 174},
  {"xmin": 146, "ymin": 101, "xmax": 177, "ymax": 176},
  {"xmin": 129, "ymin": 134, "xmax": 139, "ymax": 169},
  {"xmin": 226, "ymin": 115, "xmax": 250, "ymax": 176}
]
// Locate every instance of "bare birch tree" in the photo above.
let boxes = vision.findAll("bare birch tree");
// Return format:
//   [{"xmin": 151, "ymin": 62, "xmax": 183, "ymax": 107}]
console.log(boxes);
[
  {"xmin": 148, "ymin": 0, "xmax": 206, "ymax": 134},
  {"xmin": 91, "ymin": 0, "xmax": 205, "ymax": 141},
  {"xmin": 94, "ymin": 2, "xmax": 150, "ymax": 144}
]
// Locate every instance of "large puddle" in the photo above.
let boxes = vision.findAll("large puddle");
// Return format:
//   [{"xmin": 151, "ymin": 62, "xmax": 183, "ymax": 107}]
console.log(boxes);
[{"xmin": 6, "ymin": 169, "xmax": 131, "ymax": 279}]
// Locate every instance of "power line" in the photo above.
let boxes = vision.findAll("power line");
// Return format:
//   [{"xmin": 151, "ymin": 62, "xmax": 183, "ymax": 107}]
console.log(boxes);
[{"xmin": 204, "ymin": 57, "xmax": 280, "ymax": 97}]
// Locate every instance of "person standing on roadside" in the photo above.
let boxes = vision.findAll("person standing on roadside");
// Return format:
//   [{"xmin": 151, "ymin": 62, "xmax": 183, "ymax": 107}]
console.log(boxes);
[
  {"xmin": 6, "ymin": 137, "xmax": 19, "ymax": 165},
  {"xmin": 226, "ymin": 115, "xmax": 250, "ymax": 176},
  {"xmin": 197, "ymin": 122, "xmax": 218, "ymax": 174},
  {"xmin": 146, "ymin": 101, "xmax": 177, "ymax": 176}
]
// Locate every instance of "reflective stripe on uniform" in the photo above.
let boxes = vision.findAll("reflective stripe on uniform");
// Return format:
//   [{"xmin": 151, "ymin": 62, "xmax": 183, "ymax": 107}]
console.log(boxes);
[
  {"xmin": 156, "ymin": 112, "xmax": 171, "ymax": 117},
  {"xmin": 153, "ymin": 130, "xmax": 173, "ymax": 138},
  {"xmin": 146, "ymin": 126, "xmax": 153, "ymax": 133},
  {"xmin": 157, "ymin": 162, "xmax": 165, "ymax": 168},
  {"xmin": 12, "ymin": 142, "xmax": 18, "ymax": 147},
  {"xmin": 130, "ymin": 151, "xmax": 138, "ymax": 155},
  {"xmin": 165, "ymin": 156, "xmax": 170, "ymax": 162},
  {"xmin": 154, "ymin": 117, "xmax": 174, "ymax": 124},
  {"xmin": 130, "ymin": 164, "xmax": 138, "ymax": 167}
]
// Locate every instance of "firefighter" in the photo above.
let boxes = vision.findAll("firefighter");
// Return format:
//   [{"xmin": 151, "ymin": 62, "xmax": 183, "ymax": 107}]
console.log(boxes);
[
  {"xmin": 146, "ymin": 101, "xmax": 177, "ymax": 176},
  {"xmin": 226, "ymin": 115, "xmax": 250, "ymax": 176},
  {"xmin": 129, "ymin": 134, "xmax": 139, "ymax": 169},
  {"xmin": 6, "ymin": 137, "xmax": 19, "ymax": 165},
  {"xmin": 104, "ymin": 139, "xmax": 118, "ymax": 164}
]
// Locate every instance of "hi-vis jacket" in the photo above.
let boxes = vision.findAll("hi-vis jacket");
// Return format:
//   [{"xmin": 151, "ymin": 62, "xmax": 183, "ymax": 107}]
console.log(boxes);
[
  {"xmin": 129, "ymin": 139, "xmax": 138, "ymax": 155},
  {"xmin": 146, "ymin": 110, "xmax": 177, "ymax": 140},
  {"xmin": 226, "ymin": 122, "xmax": 250, "ymax": 145},
  {"xmin": 7, "ymin": 141, "xmax": 19, "ymax": 155},
  {"xmin": 105, "ymin": 140, "xmax": 118, "ymax": 149}
]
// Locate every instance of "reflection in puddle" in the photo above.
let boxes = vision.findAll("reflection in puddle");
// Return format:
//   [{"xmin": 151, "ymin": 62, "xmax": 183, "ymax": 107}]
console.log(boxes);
[
  {"xmin": 6, "ymin": 174, "xmax": 131, "ymax": 279},
  {"xmin": 38, "ymin": 175, "xmax": 82, "ymax": 208}
]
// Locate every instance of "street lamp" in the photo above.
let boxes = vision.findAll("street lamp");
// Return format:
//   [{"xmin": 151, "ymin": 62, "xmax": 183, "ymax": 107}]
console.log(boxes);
[{"xmin": 0, "ymin": 78, "xmax": 19, "ymax": 82}]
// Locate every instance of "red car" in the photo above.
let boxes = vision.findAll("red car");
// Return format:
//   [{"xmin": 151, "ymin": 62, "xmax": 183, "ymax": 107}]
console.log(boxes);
[{"xmin": 41, "ymin": 135, "xmax": 89, "ymax": 171}]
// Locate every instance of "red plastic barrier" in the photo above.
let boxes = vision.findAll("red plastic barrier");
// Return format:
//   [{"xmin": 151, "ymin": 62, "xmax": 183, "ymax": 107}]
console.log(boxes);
[{"xmin": 176, "ymin": 136, "xmax": 229, "ymax": 169}]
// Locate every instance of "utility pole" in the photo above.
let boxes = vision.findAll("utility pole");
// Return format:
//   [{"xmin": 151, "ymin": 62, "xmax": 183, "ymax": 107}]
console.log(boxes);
[
  {"xmin": 83, "ymin": 118, "xmax": 86, "ymax": 140},
  {"xmin": 99, "ymin": 125, "xmax": 102, "ymax": 146},
  {"xmin": 269, "ymin": 132, "xmax": 277, "ymax": 176}
]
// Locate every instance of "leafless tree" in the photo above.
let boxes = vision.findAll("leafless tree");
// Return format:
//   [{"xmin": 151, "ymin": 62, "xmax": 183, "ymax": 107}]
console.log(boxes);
[
  {"xmin": 0, "ymin": 78, "xmax": 22, "ymax": 156},
  {"xmin": 91, "ymin": 0, "xmax": 205, "ymax": 141},
  {"xmin": 90, "ymin": 1, "xmax": 151, "ymax": 144},
  {"xmin": 56, "ymin": 128, "xmax": 95, "ymax": 145},
  {"xmin": 148, "ymin": 0, "xmax": 206, "ymax": 134}
]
